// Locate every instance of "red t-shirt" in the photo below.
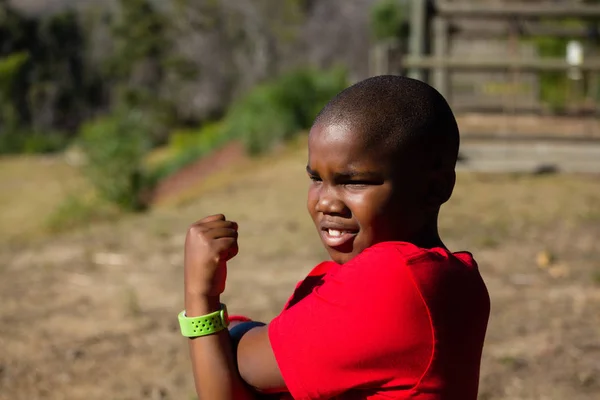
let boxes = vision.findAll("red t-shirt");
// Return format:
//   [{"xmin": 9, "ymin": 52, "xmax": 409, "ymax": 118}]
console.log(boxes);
[{"xmin": 268, "ymin": 241, "xmax": 490, "ymax": 400}]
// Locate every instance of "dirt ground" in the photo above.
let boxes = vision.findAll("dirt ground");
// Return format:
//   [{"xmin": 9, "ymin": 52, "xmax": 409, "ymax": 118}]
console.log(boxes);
[{"xmin": 1, "ymin": 139, "xmax": 599, "ymax": 400}]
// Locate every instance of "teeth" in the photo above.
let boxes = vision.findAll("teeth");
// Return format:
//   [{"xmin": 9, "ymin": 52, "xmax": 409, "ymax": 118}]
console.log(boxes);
[{"xmin": 328, "ymin": 229, "xmax": 343, "ymax": 237}]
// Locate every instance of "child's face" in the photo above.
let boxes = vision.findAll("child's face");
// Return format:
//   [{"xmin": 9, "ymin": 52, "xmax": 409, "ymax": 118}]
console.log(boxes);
[{"xmin": 306, "ymin": 123, "xmax": 428, "ymax": 264}]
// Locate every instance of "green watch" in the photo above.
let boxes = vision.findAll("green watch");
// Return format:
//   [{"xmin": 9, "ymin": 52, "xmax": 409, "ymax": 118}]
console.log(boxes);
[{"xmin": 178, "ymin": 303, "xmax": 229, "ymax": 337}]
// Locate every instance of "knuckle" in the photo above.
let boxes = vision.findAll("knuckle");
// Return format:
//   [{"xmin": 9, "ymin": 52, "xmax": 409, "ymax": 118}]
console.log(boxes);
[{"xmin": 188, "ymin": 225, "xmax": 203, "ymax": 235}]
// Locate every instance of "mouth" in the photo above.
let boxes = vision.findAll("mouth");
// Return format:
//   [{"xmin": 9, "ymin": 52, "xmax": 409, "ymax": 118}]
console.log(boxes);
[{"xmin": 320, "ymin": 227, "xmax": 358, "ymax": 249}]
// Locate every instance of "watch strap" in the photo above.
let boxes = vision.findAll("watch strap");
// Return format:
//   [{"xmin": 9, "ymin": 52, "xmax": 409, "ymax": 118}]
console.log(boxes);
[{"xmin": 178, "ymin": 303, "xmax": 229, "ymax": 337}]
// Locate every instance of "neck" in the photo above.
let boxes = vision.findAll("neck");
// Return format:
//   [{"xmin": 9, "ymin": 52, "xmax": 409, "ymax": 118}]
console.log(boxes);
[{"xmin": 404, "ymin": 213, "xmax": 445, "ymax": 250}]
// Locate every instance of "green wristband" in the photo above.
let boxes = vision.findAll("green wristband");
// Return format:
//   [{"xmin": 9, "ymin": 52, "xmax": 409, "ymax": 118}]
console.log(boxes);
[{"xmin": 178, "ymin": 303, "xmax": 229, "ymax": 337}]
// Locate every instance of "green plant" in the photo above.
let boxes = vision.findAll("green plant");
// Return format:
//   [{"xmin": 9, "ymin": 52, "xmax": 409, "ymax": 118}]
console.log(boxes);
[
  {"xmin": 224, "ymin": 67, "xmax": 347, "ymax": 154},
  {"xmin": 534, "ymin": 36, "xmax": 571, "ymax": 111},
  {"xmin": 0, "ymin": 129, "xmax": 68, "ymax": 154},
  {"xmin": 369, "ymin": 0, "xmax": 408, "ymax": 41},
  {"xmin": 592, "ymin": 270, "xmax": 600, "ymax": 285},
  {"xmin": 528, "ymin": 18, "xmax": 600, "ymax": 111},
  {"xmin": 78, "ymin": 111, "xmax": 152, "ymax": 211},
  {"xmin": 0, "ymin": 52, "xmax": 66, "ymax": 154},
  {"xmin": 0, "ymin": 52, "xmax": 29, "ymax": 151},
  {"xmin": 45, "ymin": 195, "xmax": 118, "ymax": 233},
  {"xmin": 149, "ymin": 121, "xmax": 228, "ymax": 181}
]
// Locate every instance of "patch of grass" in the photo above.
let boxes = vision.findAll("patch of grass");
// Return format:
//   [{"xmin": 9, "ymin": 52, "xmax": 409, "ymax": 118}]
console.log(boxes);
[
  {"xmin": 45, "ymin": 195, "xmax": 120, "ymax": 233},
  {"xmin": 592, "ymin": 270, "xmax": 600, "ymax": 285},
  {"xmin": 124, "ymin": 286, "xmax": 142, "ymax": 318},
  {"xmin": 155, "ymin": 134, "xmax": 309, "ymax": 208},
  {"xmin": 0, "ymin": 154, "xmax": 89, "ymax": 241},
  {"xmin": 498, "ymin": 356, "xmax": 528, "ymax": 370},
  {"xmin": 442, "ymin": 172, "xmax": 600, "ymax": 245},
  {"xmin": 477, "ymin": 235, "xmax": 500, "ymax": 249}
]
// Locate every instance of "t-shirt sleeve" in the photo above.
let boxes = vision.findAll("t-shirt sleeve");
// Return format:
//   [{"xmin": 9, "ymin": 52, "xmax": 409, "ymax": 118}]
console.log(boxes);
[{"xmin": 268, "ymin": 245, "xmax": 434, "ymax": 400}]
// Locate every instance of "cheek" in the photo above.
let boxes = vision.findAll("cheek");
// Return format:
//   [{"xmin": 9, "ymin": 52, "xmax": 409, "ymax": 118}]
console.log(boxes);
[
  {"xmin": 307, "ymin": 185, "xmax": 318, "ymax": 216},
  {"xmin": 354, "ymin": 188, "xmax": 397, "ymax": 236},
  {"xmin": 347, "ymin": 188, "xmax": 391, "ymax": 225}
]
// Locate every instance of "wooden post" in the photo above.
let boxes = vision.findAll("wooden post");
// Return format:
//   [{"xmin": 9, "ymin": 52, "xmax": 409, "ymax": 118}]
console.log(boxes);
[
  {"xmin": 408, "ymin": 0, "xmax": 427, "ymax": 81},
  {"xmin": 432, "ymin": 16, "xmax": 450, "ymax": 98},
  {"xmin": 369, "ymin": 43, "xmax": 387, "ymax": 76}
]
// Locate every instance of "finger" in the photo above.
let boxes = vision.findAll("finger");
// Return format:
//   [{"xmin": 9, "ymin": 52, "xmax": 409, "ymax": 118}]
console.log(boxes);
[
  {"xmin": 194, "ymin": 219, "xmax": 237, "ymax": 231},
  {"xmin": 192, "ymin": 214, "xmax": 226, "ymax": 225},
  {"xmin": 204, "ymin": 227, "xmax": 238, "ymax": 239},
  {"xmin": 227, "ymin": 243, "xmax": 239, "ymax": 259},
  {"xmin": 213, "ymin": 237, "xmax": 238, "ymax": 253},
  {"xmin": 215, "ymin": 238, "xmax": 239, "ymax": 261}
]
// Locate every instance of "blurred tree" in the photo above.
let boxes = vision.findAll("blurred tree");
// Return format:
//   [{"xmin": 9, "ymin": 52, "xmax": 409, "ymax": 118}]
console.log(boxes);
[
  {"xmin": 105, "ymin": 0, "xmax": 176, "ymax": 142},
  {"xmin": 0, "ymin": 0, "xmax": 379, "ymax": 155},
  {"xmin": 31, "ymin": 10, "xmax": 87, "ymax": 131},
  {"xmin": 0, "ymin": 1, "xmax": 36, "ymax": 128},
  {"xmin": 0, "ymin": 0, "xmax": 100, "ymax": 152},
  {"xmin": 0, "ymin": 52, "xmax": 29, "ymax": 152},
  {"xmin": 107, "ymin": 0, "xmax": 167, "ymax": 102},
  {"xmin": 170, "ymin": 0, "xmax": 307, "ymax": 121},
  {"xmin": 369, "ymin": 0, "xmax": 408, "ymax": 41}
]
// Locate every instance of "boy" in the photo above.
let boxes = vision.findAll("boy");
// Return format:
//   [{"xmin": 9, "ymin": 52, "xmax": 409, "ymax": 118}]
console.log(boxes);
[{"xmin": 180, "ymin": 75, "xmax": 490, "ymax": 399}]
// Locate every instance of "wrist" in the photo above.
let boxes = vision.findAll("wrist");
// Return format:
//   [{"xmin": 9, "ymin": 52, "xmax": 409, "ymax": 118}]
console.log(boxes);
[{"xmin": 184, "ymin": 294, "xmax": 221, "ymax": 317}]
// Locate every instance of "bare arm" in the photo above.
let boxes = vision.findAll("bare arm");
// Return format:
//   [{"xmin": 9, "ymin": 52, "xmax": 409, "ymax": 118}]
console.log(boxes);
[
  {"xmin": 186, "ymin": 294, "xmax": 257, "ymax": 400},
  {"xmin": 184, "ymin": 214, "xmax": 286, "ymax": 400},
  {"xmin": 237, "ymin": 325, "xmax": 286, "ymax": 391}
]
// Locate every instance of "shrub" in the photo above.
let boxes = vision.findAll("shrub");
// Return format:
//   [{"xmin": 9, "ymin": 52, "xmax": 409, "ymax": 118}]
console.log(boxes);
[
  {"xmin": 369, "ymin": 0, "xmax": 409, "ymax": 41},
  {"xmin": 78, "ymin": 111, "xmax": 152, "ymax": 211},
  {"xmin": 224, "ymin": 67, "xmax": 347, "ymax": 154},
  {"xmin": 149, "ymin": 121, "xmax": 228, "ymax": 181},
  {"xmin": 0, "ymin": 129, "xmax": 69, "ymax": 154},
  {"xmin": 224, "ymin": 86, "xmax": 296, "ymax": 154},
  {"xmin": 45, "ymin": 195, "xmax": 118, "ymax": 233}
]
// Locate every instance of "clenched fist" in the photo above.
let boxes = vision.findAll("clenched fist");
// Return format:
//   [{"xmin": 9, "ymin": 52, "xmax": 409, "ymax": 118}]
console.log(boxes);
[{"xmin": 184, "ymin": 214, "xmax": 239, "ymax": 298}]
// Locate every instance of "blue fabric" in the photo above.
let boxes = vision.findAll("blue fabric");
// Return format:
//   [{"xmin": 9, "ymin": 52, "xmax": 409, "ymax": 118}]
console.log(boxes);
[{"xmin": 229, "ymin": 320, "xmax": 266, "ymax": 354}]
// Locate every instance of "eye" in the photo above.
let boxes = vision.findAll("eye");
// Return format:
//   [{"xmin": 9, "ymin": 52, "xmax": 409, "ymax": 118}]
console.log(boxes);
[
  {"xmin": 308, "ymin": 174, "xmax": 322, "ymax": 182},
  {"xmin": 343, "ymin": 180, "xmax": 371, "ymax": 187}
]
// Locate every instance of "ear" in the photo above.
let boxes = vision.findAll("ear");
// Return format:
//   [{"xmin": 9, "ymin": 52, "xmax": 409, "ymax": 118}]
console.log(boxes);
[{"xmin": 424, "ymin": 168, "xmax": 456, "ymax": 208}]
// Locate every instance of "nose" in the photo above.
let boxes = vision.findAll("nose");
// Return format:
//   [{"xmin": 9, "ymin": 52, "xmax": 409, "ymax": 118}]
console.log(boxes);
[{"xmin": 315, "ymin": 185, "xmax": 349, "ymax": 217}]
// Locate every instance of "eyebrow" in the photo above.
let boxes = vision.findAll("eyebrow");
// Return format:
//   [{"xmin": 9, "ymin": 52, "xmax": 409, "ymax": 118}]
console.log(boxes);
[{"xmin": 306, "ymin": 165, "xmax": 381, "ymax": 179}]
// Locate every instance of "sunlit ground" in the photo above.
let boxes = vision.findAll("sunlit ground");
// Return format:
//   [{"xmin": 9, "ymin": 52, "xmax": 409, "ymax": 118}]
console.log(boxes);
[{"xmin": 1, "ymin": 143, "xmax": 599, "ymax": 400}]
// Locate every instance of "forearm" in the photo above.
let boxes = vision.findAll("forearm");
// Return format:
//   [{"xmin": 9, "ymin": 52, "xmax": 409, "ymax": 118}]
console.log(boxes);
[{"xmin": 186, "ymin": 294, "xmax": 256, "ymax": 400}]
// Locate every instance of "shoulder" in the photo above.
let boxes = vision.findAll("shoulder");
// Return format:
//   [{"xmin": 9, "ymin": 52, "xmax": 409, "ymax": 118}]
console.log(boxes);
[
  {"xmin": 342, "ymin": 242, "xmax": 485, "ymax": 298},
  {"xmin": 320, "ymin": 242, "xmax": 432, "ymax": 307},
  {"xmin": 350, "ymin": 241, "xmax": 456, "ymax": 265},
  {"xmin": 341, "ymin": 241, "xmax": 449, "ymax": 277}
]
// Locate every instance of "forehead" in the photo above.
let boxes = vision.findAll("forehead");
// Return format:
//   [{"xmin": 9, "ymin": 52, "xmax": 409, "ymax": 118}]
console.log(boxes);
[{"xmin": 308, "ymin": 123, "xmax": 386, "ymax": 170}]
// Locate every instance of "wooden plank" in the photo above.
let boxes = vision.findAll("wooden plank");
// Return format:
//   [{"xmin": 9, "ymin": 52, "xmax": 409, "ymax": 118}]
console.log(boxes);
[
  {"xmin": 437, "ymin": 2, "xmax": 600, "ymax": 19},
  {"xmin": 450, "ymin": 21, "xmax": 596, "ymax": 39},
  {"xmin": 457, "ymin": 142, "xmax": 600, "ymax": 173},
  {"xmin": 404, "ymin": 57, "xmax": 600, "ymax": 72}
]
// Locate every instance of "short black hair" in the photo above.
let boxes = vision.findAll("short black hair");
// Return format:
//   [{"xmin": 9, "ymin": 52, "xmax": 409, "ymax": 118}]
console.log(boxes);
[{"xmin": 313, "ymin": 75, "xmax": 459, "ymax": 169}]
